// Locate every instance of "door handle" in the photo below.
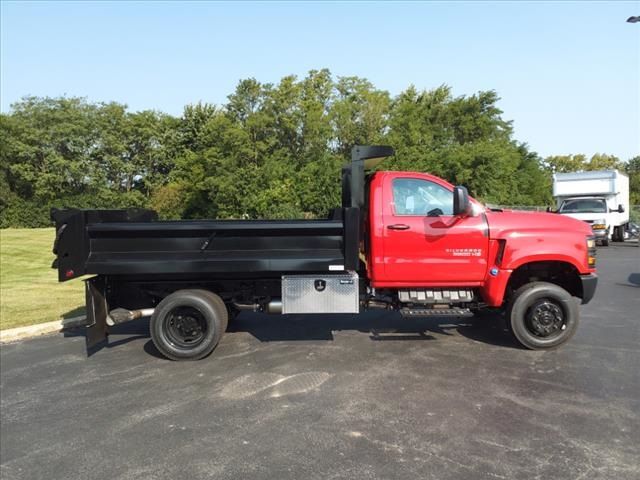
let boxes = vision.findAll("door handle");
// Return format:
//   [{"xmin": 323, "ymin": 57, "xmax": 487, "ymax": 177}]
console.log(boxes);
[{"xmin": 387, "ymin": 224, "xmax": 410, "ymax": 231}]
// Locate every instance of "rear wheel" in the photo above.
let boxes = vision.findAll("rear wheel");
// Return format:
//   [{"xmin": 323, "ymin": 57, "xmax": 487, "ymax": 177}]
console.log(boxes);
[
  {"xmin": 150, "ymin": 289, "xmax": 228, "ymax": 361},
  {"xmin": 613, "ymin": 226, "xmax": 625, "ymax": 242},
  {"xmin": 507, "ymin": 282, "xmax": 579, "ymax": 350}
]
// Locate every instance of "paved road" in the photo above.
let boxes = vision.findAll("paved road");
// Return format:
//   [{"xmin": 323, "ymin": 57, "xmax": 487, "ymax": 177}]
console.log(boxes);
[{"xmin": 1, "ymin": 244, "xmax": 639, "ymax": 480}]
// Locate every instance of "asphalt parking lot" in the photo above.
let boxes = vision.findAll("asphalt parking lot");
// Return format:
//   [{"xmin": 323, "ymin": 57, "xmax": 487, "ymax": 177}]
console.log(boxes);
[{"xmin": 1, "ymin": 243, "xmax": 639, "ymax": 480}]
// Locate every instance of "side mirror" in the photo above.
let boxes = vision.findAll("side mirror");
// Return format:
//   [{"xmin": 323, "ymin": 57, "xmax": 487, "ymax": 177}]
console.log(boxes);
[
  {"xmin": 453, "ymin": 186, "xmax": 470, "ymax": 216},
  {"xmin": 618, "ymin": 204, "xmax": 625, "ymax": 213}
]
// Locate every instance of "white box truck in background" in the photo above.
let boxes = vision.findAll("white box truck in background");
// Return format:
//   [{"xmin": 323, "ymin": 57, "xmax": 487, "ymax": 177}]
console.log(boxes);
[{"xmin": 553, "ymin": 170, "xmax": 630, "ymax": 246}]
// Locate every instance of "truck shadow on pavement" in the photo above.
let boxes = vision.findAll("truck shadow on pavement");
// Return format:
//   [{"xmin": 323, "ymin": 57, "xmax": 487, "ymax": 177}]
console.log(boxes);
[
  {"xmin": 66, "ymin": 310, "xmax": 521, "ymax": 359},
  {"xmin": 227, "ymin": 311, "xmax": 519, "ymax": 349},
  {"xmin": 615, "ymin": 273, "xmax": 640, "ymax": 289}
]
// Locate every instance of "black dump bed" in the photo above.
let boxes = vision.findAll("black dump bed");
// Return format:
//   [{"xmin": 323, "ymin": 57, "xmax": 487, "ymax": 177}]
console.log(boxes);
[
  {"xmin": 51, "ymin": 209, "xmax": 352, "ymax": 281},
  {"xmin": 51, "ymin": 145, "xmax": 393, "ymax": 282}
]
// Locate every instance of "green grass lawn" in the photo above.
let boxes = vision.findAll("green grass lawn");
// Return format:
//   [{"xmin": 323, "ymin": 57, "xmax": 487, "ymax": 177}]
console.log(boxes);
[{"xmin": 0, "ymin": 228, "xmax": 85, "ymax": 330}]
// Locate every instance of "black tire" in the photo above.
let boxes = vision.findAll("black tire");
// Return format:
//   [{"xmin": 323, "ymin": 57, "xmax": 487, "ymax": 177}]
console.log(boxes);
[
  {"xmin": 613, "ymin": 226, "xmax": 626, "ymax": 242},
  {"xmin": 507, "ymin": 282, "xmax": 579, "ymax": 350},
  {"xmin": 150, "ymin": 289, "xmax": 228, "ymax": 361}
]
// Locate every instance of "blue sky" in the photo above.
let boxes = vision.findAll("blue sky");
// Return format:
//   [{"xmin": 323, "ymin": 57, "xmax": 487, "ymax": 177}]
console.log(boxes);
[{"xmin": 2, "ymin": 1, "xmax": 639, "ymax": 160}]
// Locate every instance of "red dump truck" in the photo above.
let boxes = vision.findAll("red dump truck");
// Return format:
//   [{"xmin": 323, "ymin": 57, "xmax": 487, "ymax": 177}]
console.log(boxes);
[{"xmin": 51, "ymin": 146, "xmax": 597, "ymax": 360}]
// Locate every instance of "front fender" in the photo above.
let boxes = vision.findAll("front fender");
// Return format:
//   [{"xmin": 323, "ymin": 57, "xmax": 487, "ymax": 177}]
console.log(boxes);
[
  {"xmin": 498, "ymin": 230, "xmax": 590, "ymax": 274},
  {"xmin": 506, "ymin": 252, "xmax": 585, "ymax": 274}
]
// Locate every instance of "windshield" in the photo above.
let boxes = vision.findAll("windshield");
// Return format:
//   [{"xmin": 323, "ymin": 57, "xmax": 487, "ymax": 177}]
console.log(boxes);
[{"xmin": 559, "ymin": 198, "xmax": 607, "ymax": 214}]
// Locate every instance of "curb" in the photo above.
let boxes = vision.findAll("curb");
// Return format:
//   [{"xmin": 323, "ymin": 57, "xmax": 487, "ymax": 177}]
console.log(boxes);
[{"xmin": 0, "ymin": 316, "xmax": 87, "ymax": 344}]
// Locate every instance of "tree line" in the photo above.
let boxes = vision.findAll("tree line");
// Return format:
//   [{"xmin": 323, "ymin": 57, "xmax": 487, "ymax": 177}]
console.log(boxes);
[{"xmin": 1, "ymin": 69, "xmax": 638, "ymax": 228}]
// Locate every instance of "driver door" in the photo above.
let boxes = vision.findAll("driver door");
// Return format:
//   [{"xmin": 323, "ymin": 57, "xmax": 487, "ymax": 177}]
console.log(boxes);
[{"xmin": 382, "ymin": 176, "xmax": 489, "ymax": 283}]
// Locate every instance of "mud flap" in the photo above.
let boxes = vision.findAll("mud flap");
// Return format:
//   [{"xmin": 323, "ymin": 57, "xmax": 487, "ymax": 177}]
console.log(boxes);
[{"xmin": 85, "ymin": 276, "xmax": 108, "ymax": 355}]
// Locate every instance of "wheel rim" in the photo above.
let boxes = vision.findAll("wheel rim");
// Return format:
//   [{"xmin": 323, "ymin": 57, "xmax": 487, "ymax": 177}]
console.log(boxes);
[
  {"xmin": 164, "ymin": 306, "xmax": 208, "ymax": 349},
  {"xmin": 525, "ymin": 299, "xmax": 566, "ymax": 338}
]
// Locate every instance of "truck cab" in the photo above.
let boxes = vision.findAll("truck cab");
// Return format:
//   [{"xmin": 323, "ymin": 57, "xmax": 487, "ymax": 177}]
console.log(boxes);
[
  {"xmin": 52, "ymin": 145, "xmax": 598, "ymax": 360},
  {"xmin": 557, "ymin": 196, "xmax": 612, "ymax": 244},
  {"xmin": 364, "ymin": 168, "xmax": 596, "ymax": 308},
  {"xmin": 367, "ymin": 171, "xmax": 489, "ymax": 285},
  {"xmin": 553, "ymin": 170, "xmax": 630, "ymax": 245}
]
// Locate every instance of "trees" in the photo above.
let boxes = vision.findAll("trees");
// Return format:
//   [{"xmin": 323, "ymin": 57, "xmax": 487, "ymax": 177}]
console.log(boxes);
[
  {"xmin": 385, "ymin": 86, "xmax": 551, "ymax": 205},
  {"xmin": 1, "ymin": 97, "xmax": 100, "ymax": 226},
  {"xmin": 543, "ymin": 154, "xmax": 588, "ymax": 174},
  {"xmin": 544, "ymin": 153, "xmax": 624, "ymax": 174},
  {"xmin": 3, "ymin": 70, "xmax": 632, "ymax": 228},
  {"xmin": 0, "ymin": 97, "xmax": 174, "ymax": 226},
  {"xmin": 625, "ymin": 156, "xmax": 640, "ymax": 205},
  {"xmin": 1, "ymin": 97, "xmax": 97, "ymax": 203}
]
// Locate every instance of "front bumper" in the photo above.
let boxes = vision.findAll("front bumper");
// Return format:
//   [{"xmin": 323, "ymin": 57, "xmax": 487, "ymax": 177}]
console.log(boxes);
[
  {"xmin": 580, "ymin": 273, "xmax": 598, "ymax": 304},
  {"xmin": 592, "ymin": 228, "xmax": 608, "ymax": 239}
]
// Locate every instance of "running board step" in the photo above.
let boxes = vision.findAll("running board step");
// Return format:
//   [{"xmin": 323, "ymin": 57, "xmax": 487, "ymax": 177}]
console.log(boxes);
[
  {"xmin": 398, "ymin": 288, "xmax": 474, "ymax": 304},
  {"xmin": 400, "ymin": 308, "xmax": 473, "ymax": 317}
]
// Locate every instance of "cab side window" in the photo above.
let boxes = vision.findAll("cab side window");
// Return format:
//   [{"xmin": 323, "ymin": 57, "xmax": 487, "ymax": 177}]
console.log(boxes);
[{"xmin": 392, "ymin": 178, "xmax": 454, "ymax": 216}]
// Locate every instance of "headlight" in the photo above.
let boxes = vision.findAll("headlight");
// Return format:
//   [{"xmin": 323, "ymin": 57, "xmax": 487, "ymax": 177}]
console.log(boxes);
[
  {"xmin": 591, "ymin": 220, "xmax": 607, "ymax": 230},
  {"xmin": 586, "ymin": 236, "xmax": 596, "ymax": 267}
]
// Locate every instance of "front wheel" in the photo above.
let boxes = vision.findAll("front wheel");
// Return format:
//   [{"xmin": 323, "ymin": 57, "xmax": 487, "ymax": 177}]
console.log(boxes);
[
  {"xmin": 613, "ymin": 225, "xmax": 626, "ymax": 242},
  {"xmin": 150, "ymin": 289, "xmax": 228, "ymax": 361},
  {"xmin": 507, "ymin": 282, "xmax": 579, "ymax": 350}
]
